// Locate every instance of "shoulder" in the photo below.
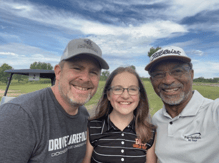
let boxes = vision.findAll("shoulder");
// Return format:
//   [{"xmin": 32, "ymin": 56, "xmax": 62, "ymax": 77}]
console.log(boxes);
[
  {"xmin": 88, "ymin": 118, "xmax": 105, "ymax": 143},
  {"xmin": 196, "ymin": 90, "xmax": 219, "ymax": 111},
  {"xmin": 146, "ymin": 128, "xmax": 156, "ymax": 149},
  {"xmin": 8, "ymin": 87, "xmax": 51, "ymax": 106},
  {"xmin": 152, "ymin": 109, "xmax": 163, "ymax": 125},
  {"xmin": 79, "ymin": 105, "xmax": 89, "ymax": 119},
  {"xmin": 0, "ymin": 87, "xmax": 53, "ymax": 120},
  {"xmin": 88, "ymin": 118, "xmax": 104, "ymax": 127},
  {"xmin": 88, "ymin": 118, "xmax": 105, "ymax": 134},
  {"xmin": 206, "ymin": 98, "xmax": 219, "ymax": 112}
]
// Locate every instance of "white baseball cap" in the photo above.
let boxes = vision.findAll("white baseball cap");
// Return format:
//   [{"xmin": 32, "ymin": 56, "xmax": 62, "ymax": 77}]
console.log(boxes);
[
  {"xmin": 61, "ymin": 38, "xmax": 109, "ymax": 69},
  {"xmin": 145, "ymin": 46, "xmax": 191, "ymax": 71}
]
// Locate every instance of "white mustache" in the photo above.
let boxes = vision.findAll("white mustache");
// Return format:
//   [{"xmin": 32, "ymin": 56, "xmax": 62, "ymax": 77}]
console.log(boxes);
[{"xmin": 160, "ymin": 83, "xmax": 183, "ymax": 90}]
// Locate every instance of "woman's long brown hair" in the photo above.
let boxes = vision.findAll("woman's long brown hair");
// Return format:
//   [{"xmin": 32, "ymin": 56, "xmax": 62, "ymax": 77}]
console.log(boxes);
[{"xmin": 91, "ymin": 66, "xmax": 155, "ymax": 143}]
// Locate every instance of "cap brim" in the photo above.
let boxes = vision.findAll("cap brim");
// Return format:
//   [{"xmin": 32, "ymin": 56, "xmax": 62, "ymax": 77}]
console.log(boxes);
[
  {"xmin": 64, "ymin": 53, "xmax": 109, "ymax": 70},
  {"xmin": 145, "ymin": 55, "xmax": 191, "ymax": 71},
  {"xmin": 87, "ymin": 53, "xmax": 109, "ymax": 70}
]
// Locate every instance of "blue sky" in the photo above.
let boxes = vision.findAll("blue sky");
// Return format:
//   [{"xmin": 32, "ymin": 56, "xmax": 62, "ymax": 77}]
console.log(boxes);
[{"xmin": 0, "ymin": 0, "xmax": 219, "ymax": 79}]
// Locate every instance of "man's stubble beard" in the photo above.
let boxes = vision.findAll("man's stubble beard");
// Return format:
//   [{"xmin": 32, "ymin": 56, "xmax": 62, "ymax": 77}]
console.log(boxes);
[
  {"xmin": 160, "ymin": 89, "xmax": 191, "ymax": 105},
  {"xmin": 58, "ymin": 82, "xmax": 92, "ymax": 107}
]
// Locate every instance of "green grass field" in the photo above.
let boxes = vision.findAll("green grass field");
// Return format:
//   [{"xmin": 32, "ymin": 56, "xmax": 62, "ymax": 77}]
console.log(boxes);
[{"xmin": 0, "ymin": 81, "xmax": 219, "ymax": 115}]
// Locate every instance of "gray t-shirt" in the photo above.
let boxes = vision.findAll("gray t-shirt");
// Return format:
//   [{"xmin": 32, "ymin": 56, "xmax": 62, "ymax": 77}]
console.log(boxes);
[{"xmin": 0, "ymin": 87, "xmax": 89, "ymax": 163}]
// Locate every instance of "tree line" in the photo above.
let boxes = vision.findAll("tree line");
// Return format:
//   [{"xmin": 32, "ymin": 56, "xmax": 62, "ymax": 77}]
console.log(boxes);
[
  {"xmin": 1, "ymin": 48, "xmax": 218, "ymax": 84},
  {"xmin": 193, "ymin": 77, "xmax": 219, "ymax": 83},
  {"xmin": 0, "ymin": 62, "xmax": 137, "ymax": 84}
]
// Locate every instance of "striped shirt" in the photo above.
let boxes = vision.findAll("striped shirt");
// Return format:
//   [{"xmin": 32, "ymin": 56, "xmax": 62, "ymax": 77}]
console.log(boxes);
[{"xmin": 88, "ymin": 116, "xmax": 155, "ymax": 163}]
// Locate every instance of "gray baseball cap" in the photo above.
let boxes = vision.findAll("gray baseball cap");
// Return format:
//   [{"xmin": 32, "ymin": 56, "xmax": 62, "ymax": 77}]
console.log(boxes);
[{"xmin": 61, "ymin": 38, "xmax": 109, "ymax": 69}]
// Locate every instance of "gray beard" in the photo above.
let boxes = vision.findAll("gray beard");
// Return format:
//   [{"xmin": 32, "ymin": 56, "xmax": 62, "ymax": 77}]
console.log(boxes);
[
  {"xmin": 69, "ymin": 93, "xmax": 91, "ymax": 106},
  {"xmin": 160, "ymin": 90, "xmax": 191, "ymax": 105},
  {"xmin": 58, "ymin": 83, "xmax": 91, "ymax": 107}
]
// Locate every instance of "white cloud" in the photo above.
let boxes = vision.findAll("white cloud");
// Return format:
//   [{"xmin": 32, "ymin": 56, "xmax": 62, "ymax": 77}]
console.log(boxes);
[
  {"xmin": 31, "ymin": 54, "xmax": 46, "ymax": 58},
  {"xmin": 193, "ymin": 60, "xmax": 219, "ymax": 78},
  {"xmin": 1, "ymin": 0, "xmax": 219, "ymax": 78},
  {"xmin": 164, "ymin": 0, "xmax": 219, "ymax": 20},
  {"xmin": 189, "ymin": 50, "xmax": 204, "ymax": 56},
  {"xmin": 170, "ymin": 40, "xmax": 201, "ymax": 48},
  {"xmin": 0, "ymin": 43, "xmax": 60, "ymax": 69},
  {"xmin": 0, "ymin": 52, "xmax": 19, "ymax": 57},
  {"xmin": 136, "ymin": 65, "xmax": 150, "ymax": 78},
  {"xmin": 0, "ymin": 0, "xmax": 189, "ymax": 68}
]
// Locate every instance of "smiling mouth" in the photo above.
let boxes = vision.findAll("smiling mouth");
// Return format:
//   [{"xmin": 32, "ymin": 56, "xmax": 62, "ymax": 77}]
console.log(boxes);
[
  {"xmin": 119, "ymin": 102, "xmax": 132, "ymax": 105},
  {"xmin": 74, "ymin": 85, "xmax": 90, "ymax": 91},
  {"xmin": 162, "ymin": 87, "xmax": 180, "ymax": 93}
]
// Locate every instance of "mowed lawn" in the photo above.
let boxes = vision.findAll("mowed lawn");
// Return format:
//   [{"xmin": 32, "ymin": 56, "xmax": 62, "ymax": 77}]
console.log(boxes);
[{"xmin": 0, "ymin": 81, "xmax": 219, "ymax": 116}]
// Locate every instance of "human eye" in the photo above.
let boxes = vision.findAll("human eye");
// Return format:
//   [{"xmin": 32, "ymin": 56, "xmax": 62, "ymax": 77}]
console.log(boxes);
[
  {"xmin": 90, "ymin": 71, "xmax": 98, "ymax": 75},
  {"xmin": 152, "ymin": 72, "xmax": 164, "ymax": 78},
  {"xmin": 128, "ymin": 86, "xmax": 139, "ymax": 95},
  {"xmin": 113, "ymin": 87, "xmax": 123, "ymax": 92},
  {"xmin": 171, "ymin": 68, "xmax": 184, "ymax": 76},
  {"xmin": 90, "ymin": 69, "xmax": 100, "ymax": 76},
  {"xmin": 129, "ymin": 86, "xmax": 138, "ymax": 91},
  {"xmin": 72, "ymin": 66, "xmax": 81, "ymax": 71}
]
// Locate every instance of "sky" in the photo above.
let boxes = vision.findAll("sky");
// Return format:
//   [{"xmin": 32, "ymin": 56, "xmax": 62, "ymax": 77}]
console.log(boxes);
[{"xmin": 0, "ymin": 0, "xmax": 219, "ymax": 79}]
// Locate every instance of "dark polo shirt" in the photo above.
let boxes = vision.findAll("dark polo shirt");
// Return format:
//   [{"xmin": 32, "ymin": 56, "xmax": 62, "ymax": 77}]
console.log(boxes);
[{"xmin": 88, "ymin": 116, "xmax": 155, "ymax": 163}]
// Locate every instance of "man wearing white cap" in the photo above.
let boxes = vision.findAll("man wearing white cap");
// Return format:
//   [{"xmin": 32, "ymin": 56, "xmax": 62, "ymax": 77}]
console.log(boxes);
[
  {"xmin": 0, "ymin": 38, "xmax": 109, "ymax": 163},
  {"xmin": 145, "ymin": 46, "xmax": 219, "ymax": 163}
]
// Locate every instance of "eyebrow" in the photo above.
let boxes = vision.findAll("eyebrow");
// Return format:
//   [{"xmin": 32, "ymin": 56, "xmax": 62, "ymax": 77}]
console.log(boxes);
[{"xmin": 68, "ymin": 62, "xmax": 100, "ymax": 71}]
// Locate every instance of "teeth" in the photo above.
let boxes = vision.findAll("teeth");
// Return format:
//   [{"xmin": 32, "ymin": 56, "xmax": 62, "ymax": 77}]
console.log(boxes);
[
  {"xmin": 164, "ymin": 88, "xmax": 179, "ymax": 92},
  {"xmin": 74, "ymin": 86, "xmax": 88, "ymax": 91},
  {"xmin": 119, "ymin": 102, "xmax": 131, "ymax": 105}
]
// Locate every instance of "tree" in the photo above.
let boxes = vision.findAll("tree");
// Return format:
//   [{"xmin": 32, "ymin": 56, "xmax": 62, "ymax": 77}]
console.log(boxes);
[
  {"xmin": 30, "ymin": 62, "xmax": 53, "ymax": 70},
  {"xmin": 148, "ymin": 47, "xmax": 161, "ymax": 57},
  {"xmin": 0, "ymin": 63, "xmax": 13, "ymax": 84},
  {"xmin": 100, "ymin": 71, "xmax": 110, "ymax": 81},
  {"xmin": 13, "ymin": 74, "xmax": 27, "ymax": 83},
  {"xmin": 130, "ymin": 65, "xmax": 136, "ymax": 70}
]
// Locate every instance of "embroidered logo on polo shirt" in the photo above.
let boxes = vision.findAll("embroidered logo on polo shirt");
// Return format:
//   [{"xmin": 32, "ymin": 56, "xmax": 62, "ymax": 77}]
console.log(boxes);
[
  {"xmin": 133, "ymin": 138, "xmax": 147, "ymax": 150},
  {"xmin": 184, "ymin": 132, "xmax": 201, "ymax": 142}
]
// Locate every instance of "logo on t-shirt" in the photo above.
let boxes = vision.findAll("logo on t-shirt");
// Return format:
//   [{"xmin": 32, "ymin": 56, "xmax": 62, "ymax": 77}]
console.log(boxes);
[
  {"xmin": 48, "ymin": 131, "xmax": 87, "ymax": 157},
  {"xmin": 133, "ymin": 138, "xmax": 147, "ymax": 150},
  {"xmin": 184, "ymin": 132, "xmax": 201, "ymax": 142}
]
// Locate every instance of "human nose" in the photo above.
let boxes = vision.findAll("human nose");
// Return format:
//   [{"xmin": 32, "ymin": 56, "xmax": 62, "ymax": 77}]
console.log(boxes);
[
  {"xmin": 162, "ymin": 71, "xmax": 175, "ymax": 84},
  {"xmin": 79, "ymin": 70, "xmax": 91, "ymax": 81},
  {"xmin": 121, "ymin": 88, "xmax": 130, "ymax": 98}
]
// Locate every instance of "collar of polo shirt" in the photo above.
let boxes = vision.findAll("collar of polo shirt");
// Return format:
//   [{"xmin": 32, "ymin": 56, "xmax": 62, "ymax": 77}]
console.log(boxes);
[{"xmin": 101, "ymin": 115, "xmax": 136, "ymax": 134}]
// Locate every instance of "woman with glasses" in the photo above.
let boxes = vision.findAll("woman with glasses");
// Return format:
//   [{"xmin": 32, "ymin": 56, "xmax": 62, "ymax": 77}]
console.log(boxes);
[{"xmin": 82, "ymin": 67, "xmax": 156, "ymax": 163}]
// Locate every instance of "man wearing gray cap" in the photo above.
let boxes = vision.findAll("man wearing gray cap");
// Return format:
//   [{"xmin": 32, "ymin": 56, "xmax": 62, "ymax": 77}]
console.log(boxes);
[
  {"xmin": 0, "ymin": 38, "xmax": 109, "ymax": 163},
  {"xmin": 145, "ymin": 46, "xmax": 219, "ymax": 163}
]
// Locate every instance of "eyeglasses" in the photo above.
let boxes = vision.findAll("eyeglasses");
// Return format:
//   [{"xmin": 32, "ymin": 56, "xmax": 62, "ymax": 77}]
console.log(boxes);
[
  {"xmin": 109, "ymin": 86, "xmax": 140, "ymax": 95},
  {"xmin": 150, "ymin": 66, "xmax": 191, "ymax": 79}
]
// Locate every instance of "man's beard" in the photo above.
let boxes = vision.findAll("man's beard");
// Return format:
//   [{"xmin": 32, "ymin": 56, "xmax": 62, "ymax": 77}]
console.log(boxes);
[
  {"xmin": 159, "ymin": 83, "xmax": 191, "ymax": 105},
  {"xmin": 160, "ymin": 91, "xmax": 190, "ymax": 105},
  {"xmin": 58, "ymin": 82, "xmax": 92, "ymax": 107}
]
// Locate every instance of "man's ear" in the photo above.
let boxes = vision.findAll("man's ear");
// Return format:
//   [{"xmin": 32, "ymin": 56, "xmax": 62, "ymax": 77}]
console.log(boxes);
[
  {"xmin": 190, "ymin": 69, "xmax": 194, "ymax": 79},
  {"xmin": 54, "ymin": 64, "xmax": 61, "ymax": 81},
  {"xmin": 150, "ymin": 77, "xmax": 153, "ymax": 83}
]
